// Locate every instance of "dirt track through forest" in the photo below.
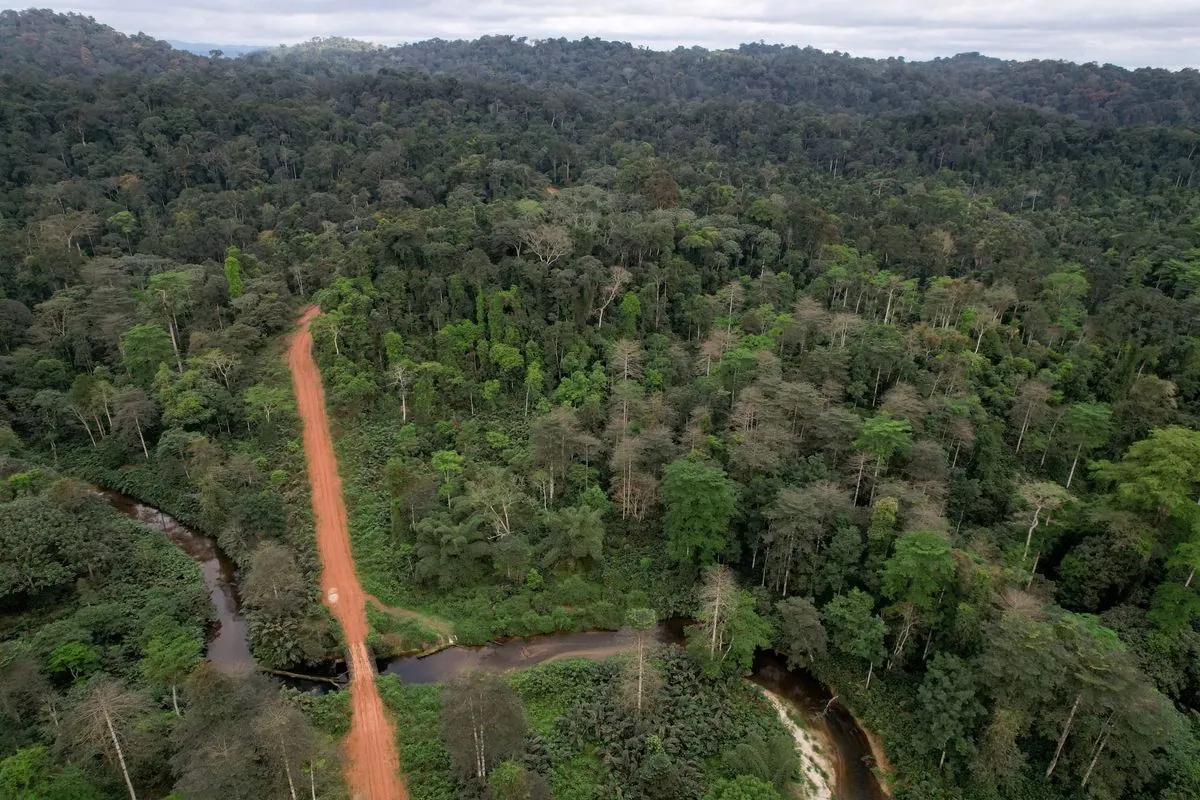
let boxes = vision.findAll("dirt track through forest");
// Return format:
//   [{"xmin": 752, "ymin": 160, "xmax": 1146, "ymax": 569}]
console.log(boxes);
[{"xmin": 288, "ymin": 306, "xmax": 407, "ymax": 800}]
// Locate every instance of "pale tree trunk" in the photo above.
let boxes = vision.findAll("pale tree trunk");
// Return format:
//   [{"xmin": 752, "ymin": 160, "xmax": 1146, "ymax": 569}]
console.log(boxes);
[
  {"xmin": 869, "ymin": 459, "xmax": 883, "ymax": 504},
  {"xmin": 281, "ymin": 746, "xmax": 298, "ymax": 800},
  {"xmin": 1080, "ymin": 717, "xmax": 1113, "ymax": 789},
  {"xmin": 134, "ymin": 416, "xmax": 149, "ymax": 458},
  {"xmin": 853, "ymin": 454, "xmax": 868, "ymax": 505},
  {"xmin": 1023, "ymin": 506, "xmax": 1042, "ymax": 563},
  {"xmin": 888, "ymin": 607, "xmax": 915, "ymax": 669},
  {"xmin": 103, "ymin": 705, "xmax": 138, "ymax": 800},
  {"xmin": 1015, "ymin": 405, "xmax": 1032, "ymax": 453},
  {"xmin": 309, "ymin": 762, "xmax": 317, "ymax": 800},
  {"xmin": 865, "ymin": 661, "xmax": 875, "ymax": 692},
  {"xmin": 167, "ymin": 317, "xmax": 184, "ymax": 373},
  {"xmin": 1186, "ymin": 567, "xmax": 1195, "ymax": 588},
  {"xmin": 1027, "ymin": 553, "xmax": 1040, "ymax": 590},
  {"xmin": 709, "ymin": 588, "xmax": 723, "ymax": 657},
  {"xmin": 1045, "ymin": 693, "xmax": 1082, "ymax": 779},
  {"xmin": 1066, "ymin": 444, "xmax": 1082, "ymax": 489},
  {"xmin": 1040, "ymin": 415, "xmax": 1062, "ymax": 466},
  {"xmin": 82, "ymin": 416, "xmax": 98, "ymax": 446},
  {"xmin": 171, "ymin": 684, "xmax": 180, "ymax": 717}
]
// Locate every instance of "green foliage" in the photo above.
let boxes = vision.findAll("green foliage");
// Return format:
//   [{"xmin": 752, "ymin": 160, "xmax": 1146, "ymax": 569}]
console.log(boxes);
[
  {"xmin": 378, "ymin": 676, "xmax": 458, "ymax": 800},
  {"xmin": 775, "ymin": 597, "xmax": 827, "ymax": 670},
  {"xmin": 288, "ymin": 685, "xmax": 352, "ymax": 737},
  {"xmin": 881, "ymin": 531, "xmax": 955, "ymax": 611},
  {"xmin": 46, "ymin": 641, "xmax": 100, "ymax": 680},
  {"xmin": 2, "ymin": 13, "xmax": 1200, "ymax": 799},
  {"xmin": 121, "ymin": 324, "xmax": 175, "ymax": 385},
  {"xmin": 822, "ymin": 589, "xmax": 886, "ymax": 666},
  {"xmin": 0, "ymin": 747, "xmax": 102, "ymax": 800},
  {"xmin": 702, "ymin": 775, "xmax": 782, "ymax": 800},
  {"xmin": 661, "ymin": 456, "xmax": 736, "ymax": 566},
  {"xmin": 223, "ymin": 246, "xmax": 245, "ymax": 299}
]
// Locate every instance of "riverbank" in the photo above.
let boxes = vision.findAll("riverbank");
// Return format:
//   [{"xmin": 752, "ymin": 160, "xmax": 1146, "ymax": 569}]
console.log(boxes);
[{"xmin": 90, "ymin": 482, "xmax": 889, "ymax": 800}]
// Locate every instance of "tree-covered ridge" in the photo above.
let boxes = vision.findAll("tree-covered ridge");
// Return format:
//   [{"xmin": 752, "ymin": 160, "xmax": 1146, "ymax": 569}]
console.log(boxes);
[
  {"xmin": 258, "ymin": 36, "xmax": 1200, "ymax": 124},
  {"xmin": 0, "ymin": 8, "xmax": 1198, "ymax": 800}
]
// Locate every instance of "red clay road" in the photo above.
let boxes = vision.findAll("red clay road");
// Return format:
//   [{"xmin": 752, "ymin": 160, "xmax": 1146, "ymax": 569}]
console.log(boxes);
[{"xmin": 288, "ymin": 306, "xmax": 407, "ymax": 800}]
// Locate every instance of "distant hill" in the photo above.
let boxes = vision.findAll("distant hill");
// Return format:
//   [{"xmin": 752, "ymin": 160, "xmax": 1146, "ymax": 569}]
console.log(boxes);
[
  {"xmin": 168, "ymin": 41, "xmax": 267, "ymax": 57},
  {"xmin": 4, "ymin": 10, "xmax": 1199, "ymax": 126},
  {"xmin": 0, "ymin": 8, "xmax": 185, "ymax": 75},
  {"xmin": 248, "ymin": 35, "xmax": 1200, "ymax": 126}
]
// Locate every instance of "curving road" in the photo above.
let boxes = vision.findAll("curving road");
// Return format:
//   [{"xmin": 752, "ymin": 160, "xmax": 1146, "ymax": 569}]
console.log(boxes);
[{"xmin": 288, "ymin": 306, "xmax": 407, "ymax": 800}]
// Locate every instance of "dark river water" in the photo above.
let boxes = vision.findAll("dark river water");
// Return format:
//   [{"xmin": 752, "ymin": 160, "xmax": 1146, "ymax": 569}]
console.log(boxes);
[
  {"xmin": 102, "ymin": 490, "xmax": 254, "ymax": 670},
  {"xmin": 382, "ymin": 621, "xmax": 887, "ymax": 800},
  {"xmin": 102, "ymin": 490, "xmax": 886, "ymax": 799}
]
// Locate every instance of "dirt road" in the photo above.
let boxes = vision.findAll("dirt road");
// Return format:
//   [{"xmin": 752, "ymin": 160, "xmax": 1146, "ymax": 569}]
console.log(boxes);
[{"xmin": 288, "ymin": 306, "xmax": 407, "ymax": 800}]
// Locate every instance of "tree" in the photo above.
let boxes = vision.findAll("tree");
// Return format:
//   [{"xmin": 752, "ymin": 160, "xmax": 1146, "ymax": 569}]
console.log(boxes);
[
  {"xmin": 112, "ymin": 388, "xmax": 156, "ymax": 458},
  {"xmin": 431, "ymin": 449, "xmax": 466, "ymax": 507},
  {"xmin": 63, "ymin": 679, "xmax": 149, "ymax": 800},
  {"xmin": 620, "ymin": 607, "xmax": 661, "ymax": 714},
  {"xmin": 661, "ymin": 456, "xmax": 736, "ymax": 565},
  {"xmin": 1017, "ymin": 481, "xmax": 1069, "ymax": 564},
  {"xmin": 441, "ymin": 673, "xmax": 526, "ymax": 783},
  {"xmin": 823, "ymin": 589, "xmax": 886, "ymax": 689},
  {"xmin": 173, "ymin": 665, "xmax": 337, "ymax": 800},
  {"xmin": 918, "ymin": 653, "xmax": 982, "ymax": 771},
  {"xmin": 243, "ymin": 542, "xmax": 309, "ymax": 617},
  {"xmin": 688, "ymin": 567, "xmax": 772, "ymax": 678},
  {"xmin": 520, "ymin": 223, "xmax": 573, "ymax": 267},
  {"xmin": 388, "ymin": 359, "xmax": 415, "ymax": 422},
  {"xmin": 194, "ymin": 348, "xmax": 240, "ymax": 390},
  {"xmin": 542, "ymin": 504, "xmax": 604, "ymax": 574},
  {"xmin": 530, "ymin": 407, "xmax": 600, "ymax": 505},
  {"xmin": 881, "ymin": 530, "xmax": 955, "ymax": 667},
  {"xmin": 120, "ymin": 324, "xmax": 174, "ymax": 386},
  {"xmin": 0, "ymin": 746, "xmax": 102, "ymax": 800},
  {"xmin": 1010, "ymin": 379, "xmax": 1052, "ymax": 454},
  {"xmin": 1091, "ymin": 426, "xmax": 1200, "ymax": 528},
  {"xmin": 47, "ymin": 642, "xmax": 101, "ymax": 681},
  {"xmin": 762, "ymin": 482, "xmax": 849, "ymax": 597},
  {"xmin": 851, "ymin": 412, "xmax": 912, "ymax": 504},
  {"xmin": 141, "ymin": 269, "xmax": 199, "ymax": 373},
  {"xmin": 223, "ymin": 246, "xmax": 244, "ymax": 299},
  {"xmin": 467, "ymin": 468, "xmax": 530, "ymax": 541},
  {"xmin": 140, "ymin": 634, "xmax": 200, "ymax": 716},
  {"xmin": 775, "ymin": 597, "xmax": 826, "ymax": 670},
  {"xmin": 1059, "ymin": 402, "xmax": 1112, "ymax": 488},
  {"xmin": 595, "ymin": 265, "xmax": 631, "ymax": 328},
  {"xmin": 243, "ymin": 383, "xmax": 292, "ymax": 426}
]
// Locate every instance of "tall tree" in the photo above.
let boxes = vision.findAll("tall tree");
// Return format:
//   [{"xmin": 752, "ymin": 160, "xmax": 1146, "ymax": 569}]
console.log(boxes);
[
  {"xmin": 441, "ymin": 673, "xmax": 526, "ymax": 783},
  {"xmin": 661, "ymin": 456, "xmax": 736, "ymax": 566}
]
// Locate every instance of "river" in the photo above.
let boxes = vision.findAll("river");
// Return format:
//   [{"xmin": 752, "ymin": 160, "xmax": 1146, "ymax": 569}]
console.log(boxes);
[
  {"xmin": 101, "ymin": 490, "xmax": 254, "ymax": 670},
  {"xmin": 102, "ymin": 489, "xmax": 887, "ymax": 800},
  {"xmin": 382, "ymin": 622, "xmax": 888, "ymax": 800}
]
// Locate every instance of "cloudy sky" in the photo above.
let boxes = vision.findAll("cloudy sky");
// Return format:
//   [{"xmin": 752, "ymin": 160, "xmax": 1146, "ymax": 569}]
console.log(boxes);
[{"xmin": 58, "ymin": 0, "xmax": 1199, "ymax": 69}]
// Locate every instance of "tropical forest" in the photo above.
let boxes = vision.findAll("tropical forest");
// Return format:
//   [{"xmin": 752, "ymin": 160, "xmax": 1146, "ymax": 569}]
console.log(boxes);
[{"xmin": 0, "ymin": 9, "xmax": 1198, "ymax": 800}]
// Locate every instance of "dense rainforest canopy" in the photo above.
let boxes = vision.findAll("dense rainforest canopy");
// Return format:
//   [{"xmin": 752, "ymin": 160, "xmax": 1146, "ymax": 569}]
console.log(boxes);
[{"xmin": 0, "ymin": 8, "xmax": 1199, "ymax": 800}]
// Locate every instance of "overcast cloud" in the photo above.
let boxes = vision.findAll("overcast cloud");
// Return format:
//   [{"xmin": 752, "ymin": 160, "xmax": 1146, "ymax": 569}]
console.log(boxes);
[{"xmin": 57, "ymin": 0, "xmax": 1200, "ymax": 69}]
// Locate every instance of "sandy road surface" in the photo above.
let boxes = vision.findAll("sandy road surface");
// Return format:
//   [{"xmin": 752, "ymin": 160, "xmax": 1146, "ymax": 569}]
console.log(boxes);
[{"xmin": 288, "ymin": 306, "xmax": 407, "ymax": 800}]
